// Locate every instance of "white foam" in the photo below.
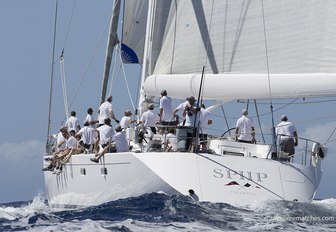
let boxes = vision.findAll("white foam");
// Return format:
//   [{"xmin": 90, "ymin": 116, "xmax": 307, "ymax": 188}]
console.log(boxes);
[{"xmin": 0, "ymin": 194, "xmax": 49, "ymax": 220}]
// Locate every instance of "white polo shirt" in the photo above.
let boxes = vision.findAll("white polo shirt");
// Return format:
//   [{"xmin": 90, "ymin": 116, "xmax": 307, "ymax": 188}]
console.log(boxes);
[
  {"xmin": 160, "ymin": 95, "xmax": 174, "ymax": 121},
  {"xmin": 97, "ymin": 124, "xmax": 115, "ymax": 145},
  {"xmin": 98, "ymin": 101, "xmax": 113, "ymax": 124},
  {"xmin": 236, "ymin": 115, "xmax": 254, "ymax": 141}
]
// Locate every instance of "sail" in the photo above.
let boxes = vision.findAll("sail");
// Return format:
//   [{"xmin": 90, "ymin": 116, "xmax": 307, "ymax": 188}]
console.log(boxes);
[
  {"xmin": 142, "ymin": 0, "xmax": 336, "ymax": 101},
  {"xmin": 121, "ymin": 1, "xmax": 148, "ymax": 64}
]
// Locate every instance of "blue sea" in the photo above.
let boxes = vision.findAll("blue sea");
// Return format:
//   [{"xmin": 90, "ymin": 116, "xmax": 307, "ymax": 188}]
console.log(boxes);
[{"xmin": 0, "ymin": 193, "xmax": 335, "ymax": 232}]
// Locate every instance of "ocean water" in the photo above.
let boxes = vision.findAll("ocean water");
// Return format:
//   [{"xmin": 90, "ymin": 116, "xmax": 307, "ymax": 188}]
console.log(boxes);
[{"xmin": 0, "ymin": 193, "xmax": 336, "ymax": 232}]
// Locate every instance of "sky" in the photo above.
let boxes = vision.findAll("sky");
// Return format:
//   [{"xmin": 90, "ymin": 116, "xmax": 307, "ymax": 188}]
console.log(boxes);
[{"xmin": 0, "ymin": 0, "xmax": 335, "ymax": 204}]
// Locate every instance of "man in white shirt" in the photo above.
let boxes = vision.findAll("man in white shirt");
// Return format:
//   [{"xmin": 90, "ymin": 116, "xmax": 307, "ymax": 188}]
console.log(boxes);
[
  {"xmin": 139, "ymin": 104, "xmax": 160, "ymax": 134},
  {"xmin": 276, "ymin": 115, "xmax": 298, "ymax": 159},
  {"xmin": 198, "ymin": 104, "xmax": 212, "ymax": 152},
  {"xmin": 159, "ymin": 90, "xmax": 175, "ymax": 133},
  {"xmin": 96, "ymin": 118, "xmax": 115, "ymax": 147},
  {"xmin": 85, "ymin": 107, "xmax": 98, "ymax": 128},
  {"xmin": 164, "ymin": 128, "xmax": 178, "ymax": 152},
  {"xmin": 113, "ymin": 125, "xmax": 129, "ymax": 152},
  {"xmin": 65, "ymin": 111, "xmax": 81, "ymax": 133},
  {"xmin": 43, "ymin": 129, "xmax": 82, "ymax": 173},
  {"xmin": 98, "ymin": 96, "xmax": 119, "ymax": 126},
  {"xmin": 55, "ymin": 127, "xmax": 67, "ymax": 152},
  {"xmin": 119, "ymin": 110, "xmax": 136, "ymax": 129},
  {"xmin": 77, "ymin": 121, "xmax": 96, "ymax": 151},
  {"xmin": 235, "ymin": 109, "xmax": 256, "ymax": 144},
  {"xmin": 90, "ymin": 118, "xmax": 116, "ymax": 163},
  {"xmin": 183, "ymin": 96, "xmax": 199, "ymax": 127},
  {"xmin": 182, "ymin": 96, "xmax": 199, "ymax": 151}
]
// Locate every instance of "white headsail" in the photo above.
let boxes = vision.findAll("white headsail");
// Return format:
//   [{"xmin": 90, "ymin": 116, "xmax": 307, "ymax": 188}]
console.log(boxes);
[{"xmin": 121, "ymin": 1, "xmax": 148, "ymax": 64}]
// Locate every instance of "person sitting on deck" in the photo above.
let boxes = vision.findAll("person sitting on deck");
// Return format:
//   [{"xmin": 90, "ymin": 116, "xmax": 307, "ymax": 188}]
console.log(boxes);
[
  {"xmin": 76, "ymin": 121, "xmax": 96, "ymax": 153},
  {"xmin": 90, "ymin": 125, "xmax": 128, "ymax": 163},
  {"xmin": 163, "ymin": 127, "xmax": 178, "ymax": 152},
  {"xmin": 42, "ymin": 129, "xmax": 84, "ymax": 174}
]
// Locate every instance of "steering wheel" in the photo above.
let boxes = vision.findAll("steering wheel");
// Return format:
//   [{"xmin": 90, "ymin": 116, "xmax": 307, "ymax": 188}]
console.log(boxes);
[{"xmin": 221, "ymin": 127, "xmax": 237, "ymax": 137}]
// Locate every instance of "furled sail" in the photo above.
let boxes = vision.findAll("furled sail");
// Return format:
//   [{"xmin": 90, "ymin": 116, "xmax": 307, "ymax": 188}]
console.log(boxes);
[
  {"xmin": 121, "ymin": 1, "xmax": 148, "ymax": 64},
  {"xmin": 142, "ymin": 0, "xmax": 336, "ymax": 101}
]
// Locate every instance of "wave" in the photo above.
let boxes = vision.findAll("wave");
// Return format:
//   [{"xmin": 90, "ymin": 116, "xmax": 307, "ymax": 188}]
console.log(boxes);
[{"xmin": 1, "ymin": 193, "xmax": 336, "ymax": 231}]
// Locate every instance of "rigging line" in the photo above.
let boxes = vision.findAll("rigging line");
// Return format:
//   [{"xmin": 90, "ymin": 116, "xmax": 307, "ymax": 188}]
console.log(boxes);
[
  {"xmin": 260, "ymin": 0, "xmax": 276, "ymax": 152},
  {"xmin": 238, "ymin": 98, "xmax": 336, "ymax": 105},
  {"xmin": 220, "ymin": 105, "xmax": 231, "ymax": 136},
  {"xmin": 294, "ymin": 114, "xmax": 336, "ymax": 126},
  {"xmin": 62, "ymin": 0, "xmax": 77, "ymax": 51},
  {"xmin": 117, "ymin": 45, "xmax": 136, "ymax": 111},
  {"xmin": 67, "ymin": 12, "xmax": 112, "ymax": 110},
  {"xmin": 326, "ymin": 137, "xmax": 336, "ymax": 145},
  {"xmin": 326, "ymin": 127, "xmax": 336, "ymax": 145},
  {"xmin": 253, "ymin": 98, "xmax": 300, "ymax": 118},
  {"xmin": 260, "ymin": 0, "xmax": 272, "ymax": 101},
  {"xmin": 47, "ymin": 0, "xmax": 59, "ymax": 150},
  {"xmin": 60, "ymin": 53, "xmax": 69, "ymax": 119},
  {"xmin": 192, "ymin": 66, "xmax": 206, "ymax": 154},
  {"xmin": 169, "ymin": 0, "xmax": 177, "ymax": 74},
  {"xmin": 254, "ymin": 100, "xmax": 265, "ymax": 143}
]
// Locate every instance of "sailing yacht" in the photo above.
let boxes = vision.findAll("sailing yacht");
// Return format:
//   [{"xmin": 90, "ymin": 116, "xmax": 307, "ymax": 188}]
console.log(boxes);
[{"xmin": 43, "ymin": 0, "xmax": 336, "ymax": 208}]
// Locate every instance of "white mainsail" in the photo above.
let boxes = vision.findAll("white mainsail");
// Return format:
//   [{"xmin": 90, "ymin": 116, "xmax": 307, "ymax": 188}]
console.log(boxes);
[{"xmin": 139, "ymin": 0, "xmax": 336, "ymax": 101}]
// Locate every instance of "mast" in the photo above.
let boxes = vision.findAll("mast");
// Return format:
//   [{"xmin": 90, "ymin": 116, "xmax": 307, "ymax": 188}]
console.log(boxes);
[
  {"xmin": 137, "ymin": 0, "xmax": 154, "ymax": 118},
  {"xmin": 46, "ymin": 0, "xmax": 59, "ymax": 154},
  {"xmin": 100, "ymin": 0, "xmax": 121, "ymax": 105}
]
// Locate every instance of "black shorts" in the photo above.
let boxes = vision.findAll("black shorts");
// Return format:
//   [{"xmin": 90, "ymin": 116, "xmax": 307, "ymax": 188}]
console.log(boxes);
[
  {"xmin": 199, "ymin": 134, "xmax": 208, "ymax": 144},
  {"xmin": 160, "ymin": 121, "xmax": 177, "ymax": 132}
]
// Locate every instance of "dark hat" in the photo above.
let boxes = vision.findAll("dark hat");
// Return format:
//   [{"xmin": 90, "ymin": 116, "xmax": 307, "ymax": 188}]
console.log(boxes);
[
  {"xmin": 125, "ymin": 110, "xmax": 132, "ymax": 115},
  {"xmin": 115, "ymin": 125, "xmax": 122, "ymax": 132},
  {"xmin": 281, "ymin": 114, "xmax": 288, "ymax": 121},
  {"xmin": 106, "ymin": 96, "xmax": 113, "ymax": 102},
  {"xmin": 160, "ymin": 90, "xmax": 167, "ymax": 95},
  {"xmin": 186, "ymin": 96, "xmax": 195, "ymax": 102},
  {"xmin": 148, "ymin": 103, "xmax": 155, "ymax": 110}
]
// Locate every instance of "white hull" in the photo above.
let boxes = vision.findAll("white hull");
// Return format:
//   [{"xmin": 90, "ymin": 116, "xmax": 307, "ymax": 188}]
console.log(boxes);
[{"xmin": 43, "ymin": 139, "xmax": 323, "ymax": 208}]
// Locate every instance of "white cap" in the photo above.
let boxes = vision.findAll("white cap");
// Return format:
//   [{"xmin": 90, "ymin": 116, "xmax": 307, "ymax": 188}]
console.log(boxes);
[
  {"xmin": 281, "ymin": 114, "xmax": 287, "ymax": 121},
  {"xmin": 242, "ymin": 109, "xmax": 248, "ymax": 115}
]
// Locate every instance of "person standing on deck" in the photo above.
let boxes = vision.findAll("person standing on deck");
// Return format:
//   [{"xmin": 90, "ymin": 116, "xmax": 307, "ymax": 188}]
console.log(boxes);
[
  {"xmin": 159, "ymin": 90, "xmax": 175, "ymax": 133},
  {"xmin": 98, "ymin": 96, "xmax": 119, "ymax": 126},
  {"xmin": 65, "ymin": 111, "xmax": 81, "ymax": 133},
  {"xmin": 275, "ymin": 115, "xmax": 298, "ymax": 161},
  {"xmin": 85, "ymin": 107, "xmax": 98, "ymax": 128},
  {"xmin": 235, "ymin": 109, "xmax": 256, "ymax": 144},
  {"xmin": 119, "ymin": 110, "xmax": 136, "ymax": 129},
  {"xmin": 138, "ymin": 103, "xmax": 160, "ymax": 134}
]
